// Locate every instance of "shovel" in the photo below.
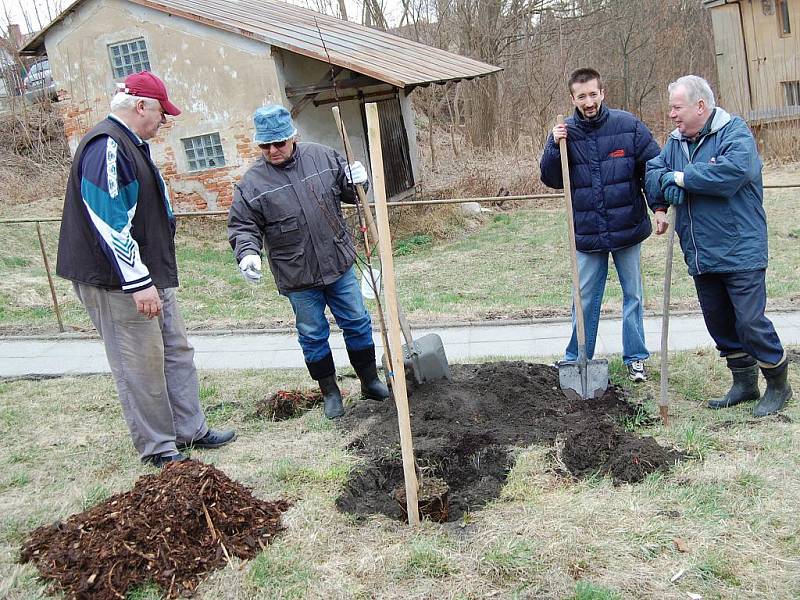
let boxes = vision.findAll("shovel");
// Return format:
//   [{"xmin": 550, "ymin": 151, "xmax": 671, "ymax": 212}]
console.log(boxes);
[
  {"xmin": 659, "ymin": 210, "xmax": 677, "ymax": 426},
  {"xmin": 332, "ymin": 107, "xmax": 451, "ymax": 385},
  {"xmin": 555, "ymin": 115, "xmax": 609, "ymax": 400}
]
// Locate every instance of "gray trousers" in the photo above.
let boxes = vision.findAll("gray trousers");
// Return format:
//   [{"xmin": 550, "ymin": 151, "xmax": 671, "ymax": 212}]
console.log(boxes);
[{"xmin": 73, "ymin": 283, "xmax": 208, "ymax": 460}]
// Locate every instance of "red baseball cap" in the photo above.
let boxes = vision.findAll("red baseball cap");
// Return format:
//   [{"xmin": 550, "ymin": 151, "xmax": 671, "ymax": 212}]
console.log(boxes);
[{"xmin": 123, "ymin": 71, "xmax": 181, "ymax": 116}]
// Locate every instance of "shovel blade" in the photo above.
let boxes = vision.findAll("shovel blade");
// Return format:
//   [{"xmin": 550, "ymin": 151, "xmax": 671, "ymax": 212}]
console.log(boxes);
[
  {"xmin": 382, "ymin": 333, "xmax": 451, "ymax": 385},
  {"xmin": 558, "ymin": 358, "xmax": 609, "ymax": 400}
]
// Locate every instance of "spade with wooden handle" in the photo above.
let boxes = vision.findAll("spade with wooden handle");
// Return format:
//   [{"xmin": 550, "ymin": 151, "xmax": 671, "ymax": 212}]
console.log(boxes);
[{"xmin": 555, "ymin": 115, "xmax": 609, "ymax": 400}]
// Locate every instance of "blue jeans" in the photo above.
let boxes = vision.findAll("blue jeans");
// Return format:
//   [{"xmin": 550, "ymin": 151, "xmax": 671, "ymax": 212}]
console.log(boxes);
[
  {"xmin": 286, "ymin": 267, "xmax": 374, "ymax": 363},
  {"xmin": 564, "ymin": 243, "xmax": 649, "ymax": 365},
  {"xmin": 694, "ymin": 269, "xmax": 784, "ymax": 366}
]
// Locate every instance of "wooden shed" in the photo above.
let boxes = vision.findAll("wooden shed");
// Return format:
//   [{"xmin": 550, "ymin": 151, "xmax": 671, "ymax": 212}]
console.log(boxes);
[
  {"xmin": 20, "ymin": 0, "xmax": 500, "ymax": 209},
  {"xmin": 705, "ymin": 0, "xmax": 800, "ymax": 124}
]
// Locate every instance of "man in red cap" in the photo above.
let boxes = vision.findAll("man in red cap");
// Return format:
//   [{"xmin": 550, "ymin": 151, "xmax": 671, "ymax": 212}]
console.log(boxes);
[{"xmin": 57, "ymin": 71, "xmax": 235, "ymax": 467}]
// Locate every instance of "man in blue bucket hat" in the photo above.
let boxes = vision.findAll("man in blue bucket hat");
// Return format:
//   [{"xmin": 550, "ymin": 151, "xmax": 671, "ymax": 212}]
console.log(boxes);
[{"xmin": 228, "ymin": 104, "xmax": 389, "ymax": 418}]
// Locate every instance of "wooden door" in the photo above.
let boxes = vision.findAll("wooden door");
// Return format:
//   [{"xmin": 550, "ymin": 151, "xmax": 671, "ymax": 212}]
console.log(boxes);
[
  {"xmin": 711, "ymin": 3, "xmax": 753, "ymax": 116},
  {"xmin": 362, "ymin": 96, "xmax": 414, "ymax": 198}
]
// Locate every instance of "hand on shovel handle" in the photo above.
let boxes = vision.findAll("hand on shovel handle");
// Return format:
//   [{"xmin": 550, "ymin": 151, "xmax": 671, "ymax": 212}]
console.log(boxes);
[{"xmin": 555, "ymin": 115, "xmax": 609, "ymax": 400}]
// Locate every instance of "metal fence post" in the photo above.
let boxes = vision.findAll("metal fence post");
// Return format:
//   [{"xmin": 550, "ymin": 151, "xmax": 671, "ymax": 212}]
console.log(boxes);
[{"xmin": 35, "ymin": 221, "xmax": 64, "ymax": 333}]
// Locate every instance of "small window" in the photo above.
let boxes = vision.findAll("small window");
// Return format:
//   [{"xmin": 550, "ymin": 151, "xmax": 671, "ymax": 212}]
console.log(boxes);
[
  {"xmin": 782, "ymin": 81, "xmax": 800, "ymax": 106},
  {"xmin": 182, "ymin": 133, "xmax": 226, "ymax": 171},
  {"xmin": 29, "ymin": 59, "xmax": 48, "ymax": 75},
  {"xmin": 108, "ymin": 38, "xmax": 151, "ymax": 78},
  {"xmin": 778, "ymin": 0, "xmax": 791, "ymax": 35}
]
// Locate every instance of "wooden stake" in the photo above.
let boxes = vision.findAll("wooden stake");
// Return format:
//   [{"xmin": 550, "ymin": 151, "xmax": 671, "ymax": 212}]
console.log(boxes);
[
  {"xmin": 36, "ymin": 221, "xmax": 64, "ymax": 333},
  {"xmin": 365, "ymin": 102, "xmax": 420, "ymax": 526},
  {"xmin": 331, "ymin": 106, "xmax": 393, "ymax": 370},
  {"xmin": 331, "ymin": 106, "xmax": 418, "ymax": 351}
]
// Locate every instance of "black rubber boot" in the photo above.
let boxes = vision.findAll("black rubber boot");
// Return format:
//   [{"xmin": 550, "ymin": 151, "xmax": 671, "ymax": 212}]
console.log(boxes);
[
  {"xmin": 347, "ymin": 346, "xmax": 390, "ymax": 401},
  {"xmin": 318, "ymin": 375, "xmax": 345, "ymax": 419},
  {"xmin": 753, "ymin": 361, "xmax": 793, "ymax": 417},
  {"xmin": 307, "ymin": 353, "xmax": 344, "ymax": 419},
  {"xmin": 707, "ymin": 356, "xmax": 760, "ymax": 410}
]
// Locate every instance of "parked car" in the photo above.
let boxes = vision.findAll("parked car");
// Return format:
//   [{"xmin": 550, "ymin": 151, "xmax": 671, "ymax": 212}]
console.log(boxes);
[{"xmin": 24, "ymin": 58, "xmax": 58, "ymax": 103}]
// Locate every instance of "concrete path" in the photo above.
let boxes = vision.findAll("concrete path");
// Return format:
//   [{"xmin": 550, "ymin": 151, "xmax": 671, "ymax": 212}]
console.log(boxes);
[{"xmin": 1, "ymin": 312, "xmax": 799, "ymax": 378}]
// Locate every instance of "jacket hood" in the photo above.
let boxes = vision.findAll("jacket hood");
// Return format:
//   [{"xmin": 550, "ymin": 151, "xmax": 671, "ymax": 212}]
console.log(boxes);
[{"xmin": 669, "ymin": 107, "xmax": 732, "ymax": 140}]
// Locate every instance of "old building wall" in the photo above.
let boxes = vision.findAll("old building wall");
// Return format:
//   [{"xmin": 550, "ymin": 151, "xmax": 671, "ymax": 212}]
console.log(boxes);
[
  {"xmin": 738, "ymin": 0, "xmax": 800, "ymax": 111},
  {"xmin": 44, "ymin": 0, "xmax": 283, "ymax": 210},
  {"xmin": 274, "ymin": 49, "xmax": 420, "ymax": 199},
  {"xmin": 41, "ymin": 0, "xmax": 425, "ymax": 209}
]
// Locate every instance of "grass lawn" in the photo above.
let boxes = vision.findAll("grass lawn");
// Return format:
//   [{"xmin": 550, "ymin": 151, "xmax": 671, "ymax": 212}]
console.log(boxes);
[
  {"xmin": 1, "ymin": 182, "xmax": 798, "ymax": 335},
  {"xmin": 1, "ymin": 349, "xmax": 798, "ymax": 599}
]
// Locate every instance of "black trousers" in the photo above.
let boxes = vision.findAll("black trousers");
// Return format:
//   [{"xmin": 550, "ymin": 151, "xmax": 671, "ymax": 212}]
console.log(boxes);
[{"xmin": 693, "ymin": 269, "xmax": 784, "ymax": 366}]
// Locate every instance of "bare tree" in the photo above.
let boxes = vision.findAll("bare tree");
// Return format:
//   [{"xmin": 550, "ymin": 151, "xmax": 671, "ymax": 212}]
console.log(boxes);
[{"xmin": 393, "ymin": 0, "xmax": 714, "ymax": 147}]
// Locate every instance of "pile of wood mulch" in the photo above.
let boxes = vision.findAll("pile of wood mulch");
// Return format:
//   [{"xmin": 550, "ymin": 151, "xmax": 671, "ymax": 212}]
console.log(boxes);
[
  {"xmin": 20, "ymin": 460, "xmax": 291, "ymax": 599},
  {"xmin": 252, "ymin": 388, "xmax": 323, "ymax": 420}
]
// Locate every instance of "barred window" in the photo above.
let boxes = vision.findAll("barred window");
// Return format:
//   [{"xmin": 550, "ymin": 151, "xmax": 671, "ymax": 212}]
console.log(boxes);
[
  {"xmin": 182, "ymin": 133, "xmax": 226, "ymax": 171},
  {"xmin": 109, "ymin": 38, "xmax": 151, "ymax": 78},
  {"xmin": 782, "ymin": 81, "xmax": 800, "ymax": 106},
  {"xmin": 778, "ymin": 0, "xmax": 791, "ymax": 35}
]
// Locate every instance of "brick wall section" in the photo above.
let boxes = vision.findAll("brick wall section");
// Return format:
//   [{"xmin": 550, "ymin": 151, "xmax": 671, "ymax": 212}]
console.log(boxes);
[
  {"xmin": 58, "ymin": 96, "xmax": 262, "ymax": 213},
  {"xmin": 59, "ymin": 95, "xmax": 95, "ymax": 144}
]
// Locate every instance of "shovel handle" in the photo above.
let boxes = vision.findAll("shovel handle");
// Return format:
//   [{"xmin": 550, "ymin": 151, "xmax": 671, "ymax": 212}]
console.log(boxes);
[
  {"xmin": 557, "ymin": 115, "xmax": 587, "ymax": 356},
  {"xmin": 659, "ymin": 209, "xmax": 677, "ymax": 423}
]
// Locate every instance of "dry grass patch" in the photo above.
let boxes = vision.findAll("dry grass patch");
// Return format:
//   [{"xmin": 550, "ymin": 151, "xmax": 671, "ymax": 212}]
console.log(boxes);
[
  {"xmin": 1, "ymin": 351, "xmax": 798, "ymax": 599},
  {"xmin": 2, "ymin": 165, "xmax": 799, "ymax": 333}
]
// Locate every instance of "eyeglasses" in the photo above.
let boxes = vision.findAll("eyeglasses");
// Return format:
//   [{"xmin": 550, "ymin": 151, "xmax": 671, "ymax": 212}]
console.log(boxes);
[
  {"xmin": 258, "ymin": 140, "xmax": 289, "ymax": 150},
  {"xmin": 143, "ymin": 103, "xmax": 166, "ymax": 118}
]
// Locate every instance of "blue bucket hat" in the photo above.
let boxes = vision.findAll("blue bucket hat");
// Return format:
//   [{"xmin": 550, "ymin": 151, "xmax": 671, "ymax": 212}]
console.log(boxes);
[{"xmin": 253, "ymin": 104, "xmax": 297, "ymax": 144}]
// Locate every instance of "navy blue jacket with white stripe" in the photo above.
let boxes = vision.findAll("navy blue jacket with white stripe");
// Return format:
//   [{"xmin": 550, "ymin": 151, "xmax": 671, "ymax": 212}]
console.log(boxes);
[
  {"xmin": 57, "ymin": 116, "xmax": 178, "ymax": 292},
  {"xmin": 645, "ymin": 108, "xmax": 767, "ymax": 277}
]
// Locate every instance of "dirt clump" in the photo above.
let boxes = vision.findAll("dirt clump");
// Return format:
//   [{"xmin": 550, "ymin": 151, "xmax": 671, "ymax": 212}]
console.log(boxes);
[
  {"xmin": 786, "ymin": 348, "xmax": 800, "ymax": 366},
  {"xmin": 20, "ymin": 460, "xmax": 291, "ymax": 599},
  {"xmin": 558, "ymin": 421, "xmax": 681, "ymax": 482},
  {"xmin": 252, "ymin": 388, "xmax": 323, "ymax": 420},
  {"xmin": 337, "ymin": 361, "xmax": 682, "ymax": 522}
]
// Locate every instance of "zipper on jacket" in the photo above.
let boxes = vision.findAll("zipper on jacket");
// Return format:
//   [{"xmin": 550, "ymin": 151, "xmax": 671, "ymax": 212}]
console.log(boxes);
[{"xmin": 683, "ymin": 134, "xmax": 710, "ymax": 276}]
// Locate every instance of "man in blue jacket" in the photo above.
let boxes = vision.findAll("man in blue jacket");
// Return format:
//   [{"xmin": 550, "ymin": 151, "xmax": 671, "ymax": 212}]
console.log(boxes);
[
  {"xmin": 540, "ymin": 68, "xmax": 660, "ymax": 383},
  {"xmin": 646, "ymin": 75, "xmax": 792, "ymax": 417}
]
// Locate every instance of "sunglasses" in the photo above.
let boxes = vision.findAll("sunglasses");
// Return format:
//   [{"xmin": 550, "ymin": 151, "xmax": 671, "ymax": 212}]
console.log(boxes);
[{"xmin": 258, "ymin": 139, "xmax": 289, "ymax": 150}]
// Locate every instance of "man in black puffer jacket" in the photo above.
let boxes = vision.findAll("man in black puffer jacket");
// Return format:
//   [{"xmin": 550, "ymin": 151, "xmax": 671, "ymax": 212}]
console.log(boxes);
[{"xmin": 540, "ymin": 68, "xmax": 660, "ymax": 383}]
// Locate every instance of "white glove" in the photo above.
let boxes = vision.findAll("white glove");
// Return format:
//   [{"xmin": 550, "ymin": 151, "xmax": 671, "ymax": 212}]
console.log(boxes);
[
  {"xmin": 238, "ymin": 254, "xmax": 262, "ymax": 284},
  {"xmin": 345, "ymin": 161, "xmax": 368, "ymax": 185}
]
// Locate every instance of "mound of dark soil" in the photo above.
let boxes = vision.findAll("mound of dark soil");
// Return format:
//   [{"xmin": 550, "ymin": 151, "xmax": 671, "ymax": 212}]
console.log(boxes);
[
  {"xmin": 252, "ymin": 388, "xmax": 323, "ymax": 420},
  {"xmin": 20, "ymin": 460, "xmax": 290, "ymax": 599},
  {"xmin": 559, "ymin": 420, "xmax": 681, "ymax": 481},
  {"xmin": 336, "ymin": 361, "xmax": 682, "ymax": 522}
]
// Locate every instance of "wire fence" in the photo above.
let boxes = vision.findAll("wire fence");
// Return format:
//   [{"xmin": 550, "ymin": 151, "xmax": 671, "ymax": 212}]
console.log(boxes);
[{"xmin": 1, "ymin": 187, "xmax": 798, "ymax": 332}]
